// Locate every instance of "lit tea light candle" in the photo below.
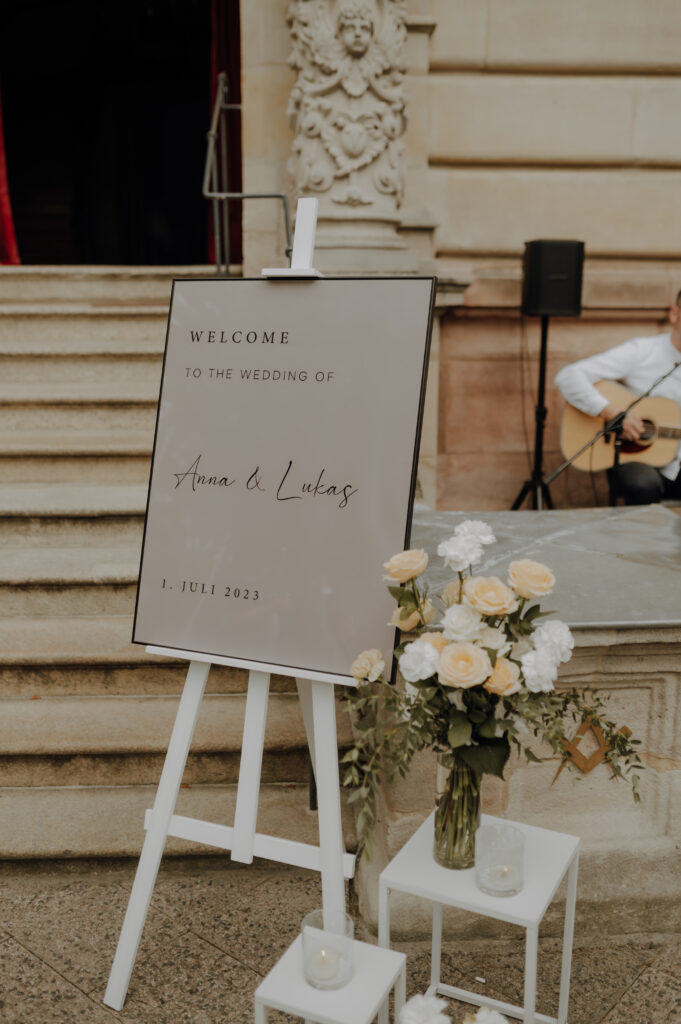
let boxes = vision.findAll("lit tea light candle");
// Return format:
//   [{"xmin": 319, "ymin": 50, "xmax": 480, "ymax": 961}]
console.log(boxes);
[
  {"xmin": 306, "ymin": 947, "xmax": 340, "ymax": 983},
  {"xmin": 301, "ymin": 910, "xmax": 354, "ymax": 990},
  {"xmin": 475, "ymin": 823, "xmax": 525, "ymax": 897}
]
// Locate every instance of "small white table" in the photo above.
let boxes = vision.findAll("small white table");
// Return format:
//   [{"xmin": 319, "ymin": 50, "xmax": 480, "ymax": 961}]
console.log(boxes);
[
  {"xmin": 254, "ymin": 934, "xmax": 407, "ymax": 1024},
  {"xmin": 378, "ymin": 812, "xmax": 580, "ymax": 1024}
]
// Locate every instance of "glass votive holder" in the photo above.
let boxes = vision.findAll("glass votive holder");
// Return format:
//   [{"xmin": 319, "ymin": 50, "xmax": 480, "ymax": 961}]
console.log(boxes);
[
  {"xmin": 475, "ymin": 822, "xmax": 525, "ymax": 897},
  {"xmin": 301, "ymin": 909, "xmax": 354, "ymax": 990}
]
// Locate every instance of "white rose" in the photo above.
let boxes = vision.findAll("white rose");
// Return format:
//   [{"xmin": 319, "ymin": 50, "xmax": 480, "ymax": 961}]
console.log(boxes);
[
  {"xmin": 455, "ymin": 519, "xmax": 496, "ymax": 547},
  {"xmin": 520, "ymin": 647, "xmax": 558, "ymax": 693},
  {"xmin": 471, "ymin": 1009, "xmax": 514, "ymax": 1024},
  {"xmin": 437, "ymin": 534, "xmax": 483, "ymax": 573},
  {"xmin": 441, "ymin": 603, "xmax": 483, "ymax": 642},
  {"xmin": 533, "ymin": 619, "xmax": 574, "ymax": 664},
  {"xmin": 399, "ymin": 994, "xmax": 451, "ymax": 1024},
  {"xmin": 398, "ymin": 638, "xmax": 440, "ymax": 683},
  {"xmin": 477, "ymin": 623, "xmax": 511, "ymax": 657}
]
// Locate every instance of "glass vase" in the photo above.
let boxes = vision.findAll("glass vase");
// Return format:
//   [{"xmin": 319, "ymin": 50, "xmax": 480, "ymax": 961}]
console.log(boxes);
[{"xmin": 433, "ymin": 752, "xmax": 482, "ymax": 869}]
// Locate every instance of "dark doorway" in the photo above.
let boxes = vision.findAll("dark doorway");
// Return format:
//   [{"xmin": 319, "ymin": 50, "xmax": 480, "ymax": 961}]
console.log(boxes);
[{"xmin": 0, "ymin": 0, "xmax": 241, "ymax": 265}]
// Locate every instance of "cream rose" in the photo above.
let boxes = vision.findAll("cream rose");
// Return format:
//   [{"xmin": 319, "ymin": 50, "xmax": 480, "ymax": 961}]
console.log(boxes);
[
  {"xmin": 441, "ymin": 580, "xmax": 462, "ymax": 607},
  {"xmin": 389, "ymin": 599, "xmax": 436, "ymax": 631},
  {"xmin": 350, "ymin": 648, "xmax": 384, "ymax": 682},
  {"xmin": 437, "ymin": 642, "xmax": 492, "ymax": 689},
  {"xmin": 420, "ymin": 631, "xmax": 449, "ymax": 653},
  {"xmin": 384, "ymin": 548, "xmax": 429, "ymax": 583},
  {"xmin": 463, "ymin": 576, "xmax": 519, "ymax": 617},
  {"xmin": 484, "ymin": 657, "xmax": 521, "ymax": 696},
  {"xmin": 507, "ymin": 559, "xmax": 555, "ymax": 599}
]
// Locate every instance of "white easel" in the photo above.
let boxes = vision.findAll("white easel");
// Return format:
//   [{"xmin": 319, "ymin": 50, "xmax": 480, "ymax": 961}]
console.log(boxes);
[{"xmin": 104, "ymin": 199, "xmax": 356, "ymax": 1012}]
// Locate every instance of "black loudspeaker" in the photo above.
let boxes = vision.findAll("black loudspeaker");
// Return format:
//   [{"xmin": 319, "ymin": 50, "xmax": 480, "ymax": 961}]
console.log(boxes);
[{"xmin": 521, "ymin": 239, "xmax": 585, "ymax": 317}]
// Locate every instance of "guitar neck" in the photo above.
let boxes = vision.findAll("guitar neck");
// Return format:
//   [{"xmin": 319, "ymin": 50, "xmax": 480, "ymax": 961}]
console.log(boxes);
[{"xmin": 659, "ymin": 426, "xmax": 681, "ymax": 440}]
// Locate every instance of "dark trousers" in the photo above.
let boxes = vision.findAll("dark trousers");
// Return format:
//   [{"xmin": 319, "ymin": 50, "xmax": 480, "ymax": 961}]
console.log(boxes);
[{"xmin": 609, "ymin": 461, "xmax": 681, "ymax": 505}]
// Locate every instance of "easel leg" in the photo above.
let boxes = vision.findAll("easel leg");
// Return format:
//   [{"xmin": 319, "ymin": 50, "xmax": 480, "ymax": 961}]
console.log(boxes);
[
  {"xmin": 103, "ymin": 659, "xmax": 210, "ymax": 1010},
  {"xmin": 232, "ymin": 671, "xmax": 271, "ymax": 863},
  {"xmin": 298, "ymin": 679, "xmax": 347, "ymax": 925}
]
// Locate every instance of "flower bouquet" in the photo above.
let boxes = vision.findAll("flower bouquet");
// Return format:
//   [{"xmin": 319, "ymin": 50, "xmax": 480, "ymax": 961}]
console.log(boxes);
[{"xmin": 344, "ymin": 521, "xmax": 642, "ymax": 868}]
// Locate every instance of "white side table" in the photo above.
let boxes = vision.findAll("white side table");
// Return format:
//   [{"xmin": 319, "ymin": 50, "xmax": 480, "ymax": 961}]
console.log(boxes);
[
  {"xmin": 254, "ymin": 934, "xmax": 406, "ymax": 1024},
  {"xmin": 378, "ymin": 812, "xmax": 579, "ymax": 1024}
]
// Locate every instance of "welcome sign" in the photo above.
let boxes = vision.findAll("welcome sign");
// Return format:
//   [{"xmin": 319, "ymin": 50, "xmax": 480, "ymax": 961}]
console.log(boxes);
[{"xmin": 133, "ymin": 277, "xmax": 435, "ymax": 681}]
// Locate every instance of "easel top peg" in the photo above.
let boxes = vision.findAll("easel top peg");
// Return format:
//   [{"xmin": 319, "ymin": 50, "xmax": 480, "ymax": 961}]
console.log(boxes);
[{"xmin": 262, "ymin": 197, "xmax": 323, "ymax": 279}]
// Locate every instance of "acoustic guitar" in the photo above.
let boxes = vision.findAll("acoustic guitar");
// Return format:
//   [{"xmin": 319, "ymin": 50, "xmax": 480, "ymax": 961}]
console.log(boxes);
[{"xmin": 560, "ymin": 380, "xmax": 681, "ymax": 472}]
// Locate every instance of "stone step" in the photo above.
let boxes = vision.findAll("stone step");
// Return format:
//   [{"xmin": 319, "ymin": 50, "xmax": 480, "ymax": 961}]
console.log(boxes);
[
  {"xmin": 0, "ymin": 613, "xmax": 153, "ymax": 665},
  {"xmin": 0, "ymin": 513, "xmax": 144, "ymax": 548},
  {"xmin": 0, "ymin": 660, "xmax": 299, "ymax": 698},
  {"xmin": 0, "ymin": 306, "xmax": 169, "ymax": 345},
  {"xmin": 0, "ymin": 378, "xmax": 160, "ymax": 403},
  {"xmin": 1, "ymin": 458, "xmax": 150, "ymax": 485},
  {"xmin": 0, "ymin": 264, "xmax": 213, "ymax": 304},
  {"xmin": 0, "ymin": 484, "xmax": 146, "ymax": 546},
  {"xmin": 0, "ymin": 399, "xmax": 156, "ymax": 433},
  {"xmin": 0, "ymin": 352, "xmax": 162, "ymax": 385},
  {"xmin": 0, "ymin": 693, "xmax": 320, "ymax": 758},
  {"xmin": 0, "ymin": 430, "xmax": 153, "ymax": 456},
  {"xmin": 0, "ymin": 483, "xmax": 147, "ymax": 519},
  {"xmin": 0, "ymin": 428, "xmax": 152, "ymax": 483},
  {"xmin": 0, "ymin": 545, "xmax": 140, "ymax": 615},
  {"xmin": 0, "ymin": 782, "xmax": 356, "ymax": 859}
]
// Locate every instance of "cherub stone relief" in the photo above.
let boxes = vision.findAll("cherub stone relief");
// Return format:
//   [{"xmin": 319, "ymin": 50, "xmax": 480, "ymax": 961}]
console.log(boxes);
[{"xmin": 287, "ymin": 0, "xmax": 407, "ymax": 211}]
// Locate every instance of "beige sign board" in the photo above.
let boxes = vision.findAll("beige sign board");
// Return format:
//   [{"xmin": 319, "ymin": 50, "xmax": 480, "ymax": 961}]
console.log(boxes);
[{"xmin": 133, "ymin": 277, "xmax": 435, "ymax": 681}]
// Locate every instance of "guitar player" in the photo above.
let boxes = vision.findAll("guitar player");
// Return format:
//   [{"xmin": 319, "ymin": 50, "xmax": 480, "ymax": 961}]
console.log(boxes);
[{"xmin": 554, "ymin": 289, "xmax": 681, "ymax": 505}]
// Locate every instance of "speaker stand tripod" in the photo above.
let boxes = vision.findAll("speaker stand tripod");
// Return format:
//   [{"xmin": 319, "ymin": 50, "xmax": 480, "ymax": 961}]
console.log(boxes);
[{"xmin": 512, "ymin": 314, "xmax": 554, "ymax": 511}]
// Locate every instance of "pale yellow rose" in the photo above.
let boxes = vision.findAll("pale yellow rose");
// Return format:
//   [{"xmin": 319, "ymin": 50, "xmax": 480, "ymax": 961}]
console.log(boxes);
[
  {"xmin": 383, "ymin": 548, "xmax": 429, "ymax": 583},
  {"xmin": 507, "ymin": 559, "xmax": 555, "ymax": 599},
  {"xmin": 437, "ymin": 642, "xmax": 492, "ymax": 689},
  {"xmin": 350, "ymin": 648, "xmax": 384, "ymax": 682},
  {"xmin": 441, "ymin": 580, "xmax": 462, "ymax": 607},
  {"xmin": 484, "ymin": 656, "xmax": 522, "ymax": 696},
  {"xmin": 388, "ymin": 599, "xmax": 436, "ymax": 631},
  {"xmin": 420, "ymin": 631, "xmax": 449, "ymax": 653},
  {"xmin": 463, "ymin": 576, "xmax": 519, "ymax": 616}
]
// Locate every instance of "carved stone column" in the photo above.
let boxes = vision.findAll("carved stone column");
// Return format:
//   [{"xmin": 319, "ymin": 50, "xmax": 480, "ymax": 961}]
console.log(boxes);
[{"xmin": 286, "ymin": 0, "xmax": 418, "ymax": 271}]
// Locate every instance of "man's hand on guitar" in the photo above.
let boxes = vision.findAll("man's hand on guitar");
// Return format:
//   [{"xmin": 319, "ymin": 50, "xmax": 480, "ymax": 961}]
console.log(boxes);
[{"xmin": 600, "ymin": 403, "xmax": 646, "ymax": 442}]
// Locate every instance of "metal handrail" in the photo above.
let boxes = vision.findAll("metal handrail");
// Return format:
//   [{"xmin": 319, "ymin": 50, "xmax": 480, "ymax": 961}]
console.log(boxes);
[{"xmin": 203, "ymin": 72, "xmax": 293, "ymax": 276}]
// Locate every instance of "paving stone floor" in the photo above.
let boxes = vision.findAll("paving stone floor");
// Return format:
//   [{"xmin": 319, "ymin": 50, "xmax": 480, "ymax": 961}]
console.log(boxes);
[{"xmin": 0, "ymin": 857, "xmax": 679, "ymax": 1024}]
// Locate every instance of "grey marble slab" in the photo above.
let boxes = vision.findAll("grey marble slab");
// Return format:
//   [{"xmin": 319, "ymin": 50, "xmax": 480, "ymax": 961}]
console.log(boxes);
[{"xmin": 412, "ymin": 504, "xmax": 681, "ymax": 630}]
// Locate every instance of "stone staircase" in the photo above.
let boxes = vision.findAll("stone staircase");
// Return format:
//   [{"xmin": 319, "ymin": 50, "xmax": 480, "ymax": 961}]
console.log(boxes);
[{"xmin": 0, "ymin": 267, "xmax": 354, "ymax": 859}]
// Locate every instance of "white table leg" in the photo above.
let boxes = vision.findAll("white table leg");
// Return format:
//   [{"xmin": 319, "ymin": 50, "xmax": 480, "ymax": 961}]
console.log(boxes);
[
  {"xmin": 254, "ymin": 999, "xmax": 268, "ymax": 1024},
  {"xmin": 523, "ymin": 924, "xmax": 538, "ymax": 1024},
  {"xmin": 104, "ymin": 659, "xmax": 211, "ymax": 1010},
  {"xmin": 558, "ymin": 853, "xmax": 579, "ymax": 1024},
  {"xmin": 395, "ymin": 960, "xmax": 407, "ymax": 1016},
  {"xmin": 378, "ymin": 882, "xmax": 390, "ymax": 948},
  {"xmin": 310, "ymin": 680, "xmax": 346, "ymax": 926},
  {"xmin": 431, "ymin": 901, "xmax": 443, "ymax": 990}
]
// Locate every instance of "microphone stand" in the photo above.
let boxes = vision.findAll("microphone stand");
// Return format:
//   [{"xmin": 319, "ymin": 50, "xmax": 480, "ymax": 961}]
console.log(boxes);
[{"xmin": 543, "ymin": 359, "xmax": 681, "ymax": 504}]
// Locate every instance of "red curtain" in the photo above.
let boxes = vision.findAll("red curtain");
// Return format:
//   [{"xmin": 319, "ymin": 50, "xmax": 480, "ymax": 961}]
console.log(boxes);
[{"xmin": 0, "ymin": 88, "xmax": 19, "ymax": 264}]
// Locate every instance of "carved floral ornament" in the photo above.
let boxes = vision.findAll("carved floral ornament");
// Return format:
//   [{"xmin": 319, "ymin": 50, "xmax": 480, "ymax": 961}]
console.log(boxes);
[{"xmin": 286, "ymin": 0, "xmax": 408, "ymax": 209}]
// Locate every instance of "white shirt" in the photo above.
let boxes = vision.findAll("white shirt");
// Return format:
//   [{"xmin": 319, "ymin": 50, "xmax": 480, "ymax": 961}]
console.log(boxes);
[{"xmin": 554, "ymin": 332, "xmax": 681, "ymax": 480}]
